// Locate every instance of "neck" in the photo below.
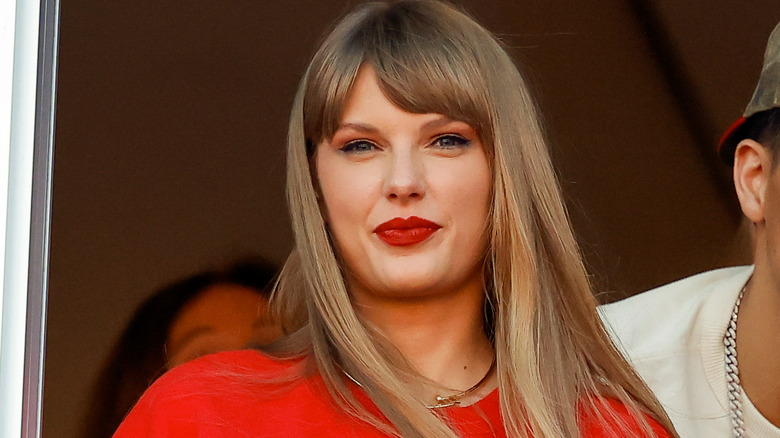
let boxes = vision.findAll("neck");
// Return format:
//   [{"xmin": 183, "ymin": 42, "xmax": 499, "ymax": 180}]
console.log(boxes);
[
  {"xmin": 350, "ymin": 275, "xmax": 495, "ymax": 399},
  {"xmin": 736, "ymin": 259, "xmax": 780, "ymax": 426}
]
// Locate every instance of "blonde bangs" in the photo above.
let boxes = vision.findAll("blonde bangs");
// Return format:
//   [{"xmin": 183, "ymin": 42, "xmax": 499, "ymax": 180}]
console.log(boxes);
[{"xmin": 301, "ymin": 0, "xmax": 495, "ymax": 153}]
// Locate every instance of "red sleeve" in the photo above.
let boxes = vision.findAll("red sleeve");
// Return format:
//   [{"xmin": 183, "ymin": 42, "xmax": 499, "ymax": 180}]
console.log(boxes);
[
  {"xmin": 112, "ymin": 349, "xmax": 284, "ymax": 438},
  {"xmin": 580, "ymin": 398, "xmax": 672, "ymax": 438},
  {"xmin": 112, "ymin": 369, "xmax": 204, "ymax": 438}
]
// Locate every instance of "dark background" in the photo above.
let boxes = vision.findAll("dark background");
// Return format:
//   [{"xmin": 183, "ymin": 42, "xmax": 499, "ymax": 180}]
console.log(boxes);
[{"xmin": 44, "ymin": 1, "xmax": 780, "ymax": 436}]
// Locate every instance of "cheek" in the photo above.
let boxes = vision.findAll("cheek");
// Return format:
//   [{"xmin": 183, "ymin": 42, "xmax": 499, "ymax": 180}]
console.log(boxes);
[
  {"xmin": 468, "ymin": 173, "xmax": 491, "ymax": 211},
  {"xmin": 316, "ymin": 164, "xmax": 378, "ymax": 248},
  {"xmin": 317, "ymin": 155, "xmax": 381, "ymax": 223},
  {"xmin": 446, "ymin": 162, "xmax": 491, "ymax": 219},
  {"xmin": 318, "ymin": 176, "xmax": 364, "ymax": 227},
  {"xmin": 458, "ymin": 164, "xmax": 492, "ymax": 250}
]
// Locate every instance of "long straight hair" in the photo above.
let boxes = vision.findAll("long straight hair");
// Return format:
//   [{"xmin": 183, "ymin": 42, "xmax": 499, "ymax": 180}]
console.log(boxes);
[{"xmin": 268, "ymin": 1, "xmax": 677, "ymax": 437}]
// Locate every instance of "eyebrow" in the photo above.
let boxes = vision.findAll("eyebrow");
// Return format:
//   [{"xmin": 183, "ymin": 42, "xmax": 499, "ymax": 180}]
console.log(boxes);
[
  {"xmin": 336, "ymin": 115, "xmax": 461, "ymax": 134},
  {"xmin": 421, "ymin": 116, "xmax": 461, "ymax": 131},
  {"xmin": 336, "ymin": 122, "xmax": 379, "ymax": 134}
]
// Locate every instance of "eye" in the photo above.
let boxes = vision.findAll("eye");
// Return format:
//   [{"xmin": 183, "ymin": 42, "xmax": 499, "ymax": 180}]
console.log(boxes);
[
  {"xmin": 431, "ymin": 134, "xmax": 470, "ymax": 149},
  {"xmin": 339, "ymin": 139, "xmax": 379, "ymax": 154}
]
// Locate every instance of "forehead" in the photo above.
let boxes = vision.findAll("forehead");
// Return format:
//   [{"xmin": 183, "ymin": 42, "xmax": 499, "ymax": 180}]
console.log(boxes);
[
  {"xmin": 340, "ymin": 66, "xmax": 385, "ymax": 121},
  {"xmin": 333, "ymin": 65, "xmax": 479, "ymax": 136}
]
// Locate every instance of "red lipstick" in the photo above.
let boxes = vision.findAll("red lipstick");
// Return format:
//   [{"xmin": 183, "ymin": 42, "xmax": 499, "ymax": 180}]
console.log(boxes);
[{"xmin": 373, "ymin": 216, "xmax": 442, "ymax": 246}]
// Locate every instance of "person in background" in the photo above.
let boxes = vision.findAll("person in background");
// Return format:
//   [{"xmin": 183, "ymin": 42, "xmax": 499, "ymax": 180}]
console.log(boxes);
[
  {"xmin": 78, "ymin": 257, "xmax": 280, "ymax": 438},
  {"xmin": 600, "ymin": 22, "xmax": 780, "ymax": 438},
  {"xmin": 114, "ymin": 1, "xmax": 675, "ymax": 436}
]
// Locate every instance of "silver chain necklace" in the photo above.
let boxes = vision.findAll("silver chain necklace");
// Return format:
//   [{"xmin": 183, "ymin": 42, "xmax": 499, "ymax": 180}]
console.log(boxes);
[{"xmin": 724, "ymin": 286, "xmax": 747, "ymax": 438}]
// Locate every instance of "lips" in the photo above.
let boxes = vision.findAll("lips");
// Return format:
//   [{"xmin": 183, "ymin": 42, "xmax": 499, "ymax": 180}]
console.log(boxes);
[{"xmin": 373, "ymin": 216, "xmax": 442, "ymax": 246}]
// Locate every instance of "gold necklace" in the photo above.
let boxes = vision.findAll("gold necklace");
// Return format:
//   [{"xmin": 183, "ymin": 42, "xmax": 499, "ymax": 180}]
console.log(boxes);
[
  {"xmin": 341, "ymin": 356, "xmax": 496, "ymax": 409},
  {"xmin": 426, "ymin": 356, "xmax": 496, "ymax": 409}
]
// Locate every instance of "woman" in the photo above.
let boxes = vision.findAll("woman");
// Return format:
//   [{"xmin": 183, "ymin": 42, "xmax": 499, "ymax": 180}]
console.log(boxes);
[
  {"xmin": 115, "ymin": 1, "xmax": 676, "ymax": 436},
  {"xmin": 81, "ymin": 258, "xmax": 279, "ymax": 438}
]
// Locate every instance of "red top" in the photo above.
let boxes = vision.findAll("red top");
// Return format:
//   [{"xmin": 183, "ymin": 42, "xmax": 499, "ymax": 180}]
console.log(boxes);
[{"xmin": 114, "ymin": 349, "xmax": 670, "ymax": 437}]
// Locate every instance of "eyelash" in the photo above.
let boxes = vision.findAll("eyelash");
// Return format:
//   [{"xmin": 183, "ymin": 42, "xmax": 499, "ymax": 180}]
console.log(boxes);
[
  {"xmin": 339, "ymin": 139, "xmax": 378, "ymax": 154},
  {"xmin": 338, "ymin": 134, "xmax": 471, "ymax": 153},
  {"xmin": 431, "ymin": 134, "xmax": 470, "ymax": 149}
]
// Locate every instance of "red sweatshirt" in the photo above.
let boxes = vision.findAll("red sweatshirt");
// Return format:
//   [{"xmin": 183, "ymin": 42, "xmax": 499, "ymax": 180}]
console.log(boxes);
[{"xmin": 114, "ymin": 349, "xmax": 670, "ymax": 437}]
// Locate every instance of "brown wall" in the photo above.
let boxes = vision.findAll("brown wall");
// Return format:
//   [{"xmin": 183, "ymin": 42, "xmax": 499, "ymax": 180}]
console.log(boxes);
[{"xmin": 44, "ymin": 1, "xmax": 779, "ymax": 436}]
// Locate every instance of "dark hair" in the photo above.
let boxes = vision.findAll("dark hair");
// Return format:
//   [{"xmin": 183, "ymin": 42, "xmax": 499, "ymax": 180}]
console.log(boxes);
[
  {"xmin": 78, "ymin": 257, "xmax": 278, "ymax": 438},
  {"xmin": 746, "ymin": 108, "xmax": 780, "ymax": 164},
  {"xmin": 722, "ymin": 107, "xmax": 780, "ymax": 166}
]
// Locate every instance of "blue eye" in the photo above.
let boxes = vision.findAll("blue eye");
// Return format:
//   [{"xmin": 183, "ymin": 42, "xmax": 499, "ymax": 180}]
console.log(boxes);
[
  {"xmin": 432, "ymin": 134, "xmax": 470, "ymax": 149},
  {"xmin": 340, "ymin": 140, "xmax": 378, "ymax": 153}
]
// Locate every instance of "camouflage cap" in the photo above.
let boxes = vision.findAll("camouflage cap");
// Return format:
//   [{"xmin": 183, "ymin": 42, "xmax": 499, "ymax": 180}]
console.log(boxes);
[{"xmin": 719, "ymin": 22, "xmax": 780, "ymax": 164}]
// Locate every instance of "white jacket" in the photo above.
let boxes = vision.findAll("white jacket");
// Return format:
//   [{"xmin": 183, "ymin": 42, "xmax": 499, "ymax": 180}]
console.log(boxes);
[{"xmin": 600, "ymin": 266, "xmax": 780, "ymax": 437}]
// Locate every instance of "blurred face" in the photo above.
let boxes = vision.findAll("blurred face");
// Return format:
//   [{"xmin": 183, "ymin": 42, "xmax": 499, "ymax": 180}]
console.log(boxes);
[
  {"xmin": 315, "ymin": 66, "xmax": 491, "ymax": 303},
  {"xmin": 166, "ymin": 284, "xmax": 281, "ymax": 369}
]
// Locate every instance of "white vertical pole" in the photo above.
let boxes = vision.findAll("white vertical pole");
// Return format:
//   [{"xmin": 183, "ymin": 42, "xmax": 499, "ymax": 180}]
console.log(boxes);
[
  {"xmin": 0, "ymin": 0, "xmax": 37, "ymax": 432},
  {"xmin": 0, "ymin": 0, "xmax": 19, "ymax": 333},
  {"xmin": 0, "ymin": 0, "xmax": 58, "ymax": 436}
]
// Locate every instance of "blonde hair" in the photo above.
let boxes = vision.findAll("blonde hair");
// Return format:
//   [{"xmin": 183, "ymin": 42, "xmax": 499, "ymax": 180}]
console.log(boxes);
[{"xmin": 269, "ymin": 1, "xmax": 677, "ymax": 437}]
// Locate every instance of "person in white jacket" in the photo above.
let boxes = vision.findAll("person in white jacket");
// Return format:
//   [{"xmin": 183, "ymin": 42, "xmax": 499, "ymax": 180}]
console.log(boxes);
[{"xmin": 601, "ymin": 22, "xmax": 780, "ymax": 438}]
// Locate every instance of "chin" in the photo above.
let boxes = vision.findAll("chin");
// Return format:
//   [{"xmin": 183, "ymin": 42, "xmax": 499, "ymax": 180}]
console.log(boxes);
[{"xmin": 375, "ymin": 272, "xmax": 451, "ymax": 297}]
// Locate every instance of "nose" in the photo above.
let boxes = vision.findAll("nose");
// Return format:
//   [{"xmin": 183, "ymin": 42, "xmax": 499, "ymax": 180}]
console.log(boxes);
[{"xmin": 383, "ymin": 147, "xmax": 425, "ymax": 202}]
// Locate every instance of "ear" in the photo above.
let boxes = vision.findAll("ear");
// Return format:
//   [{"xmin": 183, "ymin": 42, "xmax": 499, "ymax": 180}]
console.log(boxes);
[{"xmin": 733, "ymin": 139, "xmax": 772, "ymax": 224}]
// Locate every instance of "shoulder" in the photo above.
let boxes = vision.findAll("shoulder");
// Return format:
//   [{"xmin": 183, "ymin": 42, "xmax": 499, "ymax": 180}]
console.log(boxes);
[
  {"xmin": 598, "ymin": 267, "xmax": 752, "ymax": 436},
  {"xmin": 600, "ymin": 266, "xmax": 750, "ymax": 321},
  {"xmin": 580, "ymin": 398, "xmax": 671, "ymax": 438},
  {"xmin": 598, "ymin": 266, "xmax": 751, "ymax": 357},
  {"xmin": 163, "ymin": 348, "xmax": 294, "ymax": 381},
  {"xmin": 113, "ymin": 349, "xmax": 305, "ymax": 437},
  {"xmin": 150, "ymin": 348, "xmax": 298, "ymax": 398}
]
